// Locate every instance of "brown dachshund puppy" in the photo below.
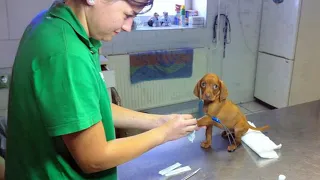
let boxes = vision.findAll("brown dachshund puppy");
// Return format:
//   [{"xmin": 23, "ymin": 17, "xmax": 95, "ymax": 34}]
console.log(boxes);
[{"xmin": 194, "ymin": 73, "xmax": 270, "ymax": 152}]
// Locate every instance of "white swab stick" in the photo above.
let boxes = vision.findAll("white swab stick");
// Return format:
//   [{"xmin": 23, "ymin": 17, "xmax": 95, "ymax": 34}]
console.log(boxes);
[
  {"xmin": 164, "ymin": 166, "xmax": 192, "ymax": 177},
  {"xmin": 158, "ymin": 162, "xmax": 182, "ymax": 175}
]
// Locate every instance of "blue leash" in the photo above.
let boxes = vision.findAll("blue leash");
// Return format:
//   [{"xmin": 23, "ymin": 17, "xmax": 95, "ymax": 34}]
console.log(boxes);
[
  {"xmin": 210, "ymin": 116, "xmax": 236, "ymax": 147},
  {"xmin": 212, "ymin": 116, "xmax": 221, "ymax": 123},
  {"xmin": 197, "ymin": 100, "xmax": 236, "ymax": 148}
]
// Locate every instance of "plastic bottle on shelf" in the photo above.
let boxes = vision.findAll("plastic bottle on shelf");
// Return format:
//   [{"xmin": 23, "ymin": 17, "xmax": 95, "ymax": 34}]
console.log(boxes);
[
  {"xmin": 174, "ymin": 4, "xmax": 181, "ymax": 25},
  {"xmin": 180, "ymin": 5, "xmax": 186, "ymax": 26}
]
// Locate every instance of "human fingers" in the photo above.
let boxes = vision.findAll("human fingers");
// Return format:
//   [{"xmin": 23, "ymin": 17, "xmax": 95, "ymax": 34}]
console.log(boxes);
[
  {"xmin": 195, "ymin": 125, "xmax": 201, "ymax": 131},
  {"xmin": 181, "ymin": 118, "xmax": 197, "ymax": 126},
  {"xmin": 180, "ymin": 114, "xmax": 194, "ymax": 120},
  {"xmin": 184, "ymin": 125, "xmax": 198, "ymax": 133}
]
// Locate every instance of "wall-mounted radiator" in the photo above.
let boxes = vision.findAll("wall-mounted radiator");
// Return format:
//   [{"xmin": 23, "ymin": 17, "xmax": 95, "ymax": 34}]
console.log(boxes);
[{"xmin": 106, "ymin": 48, "xmax": 209, "ymax": 111}]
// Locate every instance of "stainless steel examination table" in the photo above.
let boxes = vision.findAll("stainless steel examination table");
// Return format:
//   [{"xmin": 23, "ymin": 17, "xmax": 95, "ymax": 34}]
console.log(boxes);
[{"xmin": 118, "ymin": 100, "xmax": 320, "ymax": 180}]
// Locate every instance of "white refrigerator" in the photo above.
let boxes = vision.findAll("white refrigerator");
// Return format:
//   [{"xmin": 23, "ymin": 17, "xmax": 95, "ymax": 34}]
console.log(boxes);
[{"xmin": 254, "ymin": 0, "xmax": 302, "ymax": 108}]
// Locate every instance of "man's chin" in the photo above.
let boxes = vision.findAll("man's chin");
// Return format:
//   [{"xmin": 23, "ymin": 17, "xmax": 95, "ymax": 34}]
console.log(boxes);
[{"xmin": 101, "ymin": 35, "xmax": 113, "ymax": 42}]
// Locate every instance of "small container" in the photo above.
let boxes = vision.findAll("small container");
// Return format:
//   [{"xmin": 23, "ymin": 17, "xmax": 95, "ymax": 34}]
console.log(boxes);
[
  {"xmin": 174, "ymin": 4, "xmax": 181, "ymax": 25},
  {"xmin": 278, "ymin": 175, "xmax": 286, "ymax": 180},
  {"xmin": 180, "ymin": 5, "xmax": 186, "ymax": 26},
  {"xmin": 185, "ymin": 11, "xmax": 189, "ymax": 26}
]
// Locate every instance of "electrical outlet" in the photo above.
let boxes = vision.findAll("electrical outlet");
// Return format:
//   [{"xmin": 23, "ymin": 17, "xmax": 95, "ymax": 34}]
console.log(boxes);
[{"xmin": 0, "ymin": 74, "xmax": 10, "ymax": 89}]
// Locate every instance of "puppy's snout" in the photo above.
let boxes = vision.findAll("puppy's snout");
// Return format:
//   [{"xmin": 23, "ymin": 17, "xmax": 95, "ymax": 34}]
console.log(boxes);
[{"xmin": 205, "ymin": 93, "xmax": 211, "ymax": 99}]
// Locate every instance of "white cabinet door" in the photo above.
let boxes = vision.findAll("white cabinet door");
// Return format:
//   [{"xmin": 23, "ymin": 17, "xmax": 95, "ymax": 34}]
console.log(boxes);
[
  {"xmin": 259, "ymin": 0, "xmax": 301, "ymax": 59},
  {"xmin": 254, "ymin": 52, "xmax": 293, "ymax": 108}
]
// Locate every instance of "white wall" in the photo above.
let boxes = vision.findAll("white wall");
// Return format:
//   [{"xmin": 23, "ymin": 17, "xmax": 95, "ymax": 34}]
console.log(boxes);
[
  {"xmin": 103, "ymin": 0, "xmax": 263, "ymax": 104},
  {"xmin": 213, "ymin": 0, "xmax": 263, "ymax": 103},
  {"xmin": 0, "ymin": 0, "xmax": 262, "ymax": 113}
]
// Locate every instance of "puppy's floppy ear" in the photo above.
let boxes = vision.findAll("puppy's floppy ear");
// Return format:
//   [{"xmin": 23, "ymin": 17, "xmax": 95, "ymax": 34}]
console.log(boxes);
[
  {"xmin": 193, "ymin": 79, "xmax": 201, "ymax": 98},
  {"xmin": 219, "ymin": 80, "xmax": 228, "ymax": 101}
]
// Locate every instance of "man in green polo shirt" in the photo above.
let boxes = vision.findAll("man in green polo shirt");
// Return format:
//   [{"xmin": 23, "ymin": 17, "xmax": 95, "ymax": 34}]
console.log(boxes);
[{"xmin": 5, "ymin": 0, "xmax": 198, "ymax": 179}]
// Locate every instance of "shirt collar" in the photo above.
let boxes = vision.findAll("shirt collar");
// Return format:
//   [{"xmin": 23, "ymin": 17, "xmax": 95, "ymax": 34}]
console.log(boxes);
[{"xmin": 48, "ymin": 2, "xmax": 102, "ymax": 51}]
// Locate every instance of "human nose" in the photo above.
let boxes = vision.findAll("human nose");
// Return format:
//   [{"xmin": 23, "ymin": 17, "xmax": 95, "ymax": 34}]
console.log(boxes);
[{"xmin": 122, "ymin": 18, "xmax": 133, "ymax": 32}]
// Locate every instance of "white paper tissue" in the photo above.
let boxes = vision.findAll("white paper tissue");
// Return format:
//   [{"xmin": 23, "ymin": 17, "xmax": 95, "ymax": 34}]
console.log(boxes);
[
  {"xmin": 241, "ymin": 121, "xmax": 282, "ymax": 159},
  {"xmin": 187, "ymin": 130, "xmax": 196, "ymax": 143},
  {"xmin": 178, "ymin": 115, "xmax": 196, "ymax": 143}
]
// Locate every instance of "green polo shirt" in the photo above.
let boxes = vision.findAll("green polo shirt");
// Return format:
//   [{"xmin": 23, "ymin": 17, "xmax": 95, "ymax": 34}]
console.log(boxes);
[{"xmin": 5, "ymin": 2, "xmax": 117, "ymax": 180}]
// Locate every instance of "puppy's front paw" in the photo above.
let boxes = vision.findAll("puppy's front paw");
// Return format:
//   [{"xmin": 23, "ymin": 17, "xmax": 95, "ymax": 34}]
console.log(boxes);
[
  {"xmin": 201, "ymin": 141, "xmax": 211, "ymax": 149},
  {"xmin": 227, "ymin": 144, "xmax": 237, "ymax": 152}
]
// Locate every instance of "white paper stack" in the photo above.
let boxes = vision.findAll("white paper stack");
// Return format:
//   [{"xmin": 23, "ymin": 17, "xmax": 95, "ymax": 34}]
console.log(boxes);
[
  {"xmin": 189, "ymin": 16, "xmax": 205, "ymax": 27},
  {"xmin": 241, "ymin": 121, "xmax": 282, "ymax": 159}
]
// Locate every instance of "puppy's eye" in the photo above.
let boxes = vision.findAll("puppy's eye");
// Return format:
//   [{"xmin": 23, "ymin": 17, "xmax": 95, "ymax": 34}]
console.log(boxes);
[
  {"xmin": 201, "ymin": 82, "xmax": 206, "ymax": 88},
  {"xmin": 213, "ymin": 84, "xmax": 218, "ymax": 89}
]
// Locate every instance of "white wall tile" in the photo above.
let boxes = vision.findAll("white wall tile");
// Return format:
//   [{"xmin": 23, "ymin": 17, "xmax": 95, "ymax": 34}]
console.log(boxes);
[
  {"xmin": 140, "ymin": 31, "xmax": 156, "ymax": 41},
  {"xmin": 112, "ymin": 43, "xmax": 129, "ymax": 55},
  {"xmin": 0, "ymin": 67, "xmax": 11, "ymax": 111},
  {"xmin": 0, "ymin": 109, "xmax": 7, "ymax": 118},
  {"xmin": 0, "ymin": 0, "xmax": 9, "ymax": 40},
  {"xmin": 0, "ymin": 0, "xmax": 263, "ymax": 105},
  {"xmin": 101, "ymin": 42, "xmax": 113, "ymax": 55},
  {"xmin": 0, "ymin": 40, "xmax": 19, "ymax": 68},
  {"xmin": 7, "ymin": 0, "xmax": 52, "ymax": 39},
  {"xmin": 145, "ymin": 31, "xmax": 175, "ymax": 45},
  {"xmin": 0, "ymin": 67, "xmax": 12, "ymax": 75},
  {"xmin": 125, "ymin": 31, "xmax": 143, "ymax": 45},
  {"xmin": 208, "ymin": 0, "xmax": 262, "ymax": 103},
  {"xmin": 0, "ymin": 89, "xmax": 8, "ymax": 110},
  {"xmin": 111, "ymin": 32, "xmax": 128, "ymax": 43}
]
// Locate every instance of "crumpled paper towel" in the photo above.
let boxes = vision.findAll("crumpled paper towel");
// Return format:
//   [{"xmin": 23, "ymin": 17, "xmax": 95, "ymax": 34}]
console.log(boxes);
[
  {"xmin": 241, "ymin": 121, "xmax": 282, "ymax": 159},
  {"xmin": 187, "ymin": 130, "xmax": 196, "ymax": 143},
  {"xmin": 176, "ymin": 115, "xmax": 196, "ymax": 143}
]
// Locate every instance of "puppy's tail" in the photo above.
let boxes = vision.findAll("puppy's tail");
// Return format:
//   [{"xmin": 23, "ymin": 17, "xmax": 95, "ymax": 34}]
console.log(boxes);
[
  {"xmin": 242, "ymin": 114, "xmax": 270, "ymax": 132},
  {"xmin": 248, "ymin": 124, "xmax": 270, "ymax": 132}
]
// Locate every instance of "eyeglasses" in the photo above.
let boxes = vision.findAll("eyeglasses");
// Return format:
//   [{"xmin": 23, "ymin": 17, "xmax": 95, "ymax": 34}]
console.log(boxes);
[{"xmin": 127, "ymin": 0, "xmax": 154, "ymax": 15}]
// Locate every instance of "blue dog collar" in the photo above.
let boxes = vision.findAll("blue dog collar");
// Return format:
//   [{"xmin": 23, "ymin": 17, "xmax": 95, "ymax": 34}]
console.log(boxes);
[
  {"xmin": 205, "ymin": 114, "xmax": 221, "ymax": 123},
  {"xmin": 212, "ymin": 116, "xmax": 221, "ymax": 123}
]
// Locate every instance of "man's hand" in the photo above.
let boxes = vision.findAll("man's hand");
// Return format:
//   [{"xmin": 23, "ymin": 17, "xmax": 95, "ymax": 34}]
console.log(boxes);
[
  {"xmin": 156, "ymin": 114, "xmax": 200, "ymax": 131},
  {"xmin": 158, "ymin": 115, "xmax": 199, "ymax": 142},
  {"xmin": 111, "ymin": 103, "xmax": 200, "ymax": 131}
]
